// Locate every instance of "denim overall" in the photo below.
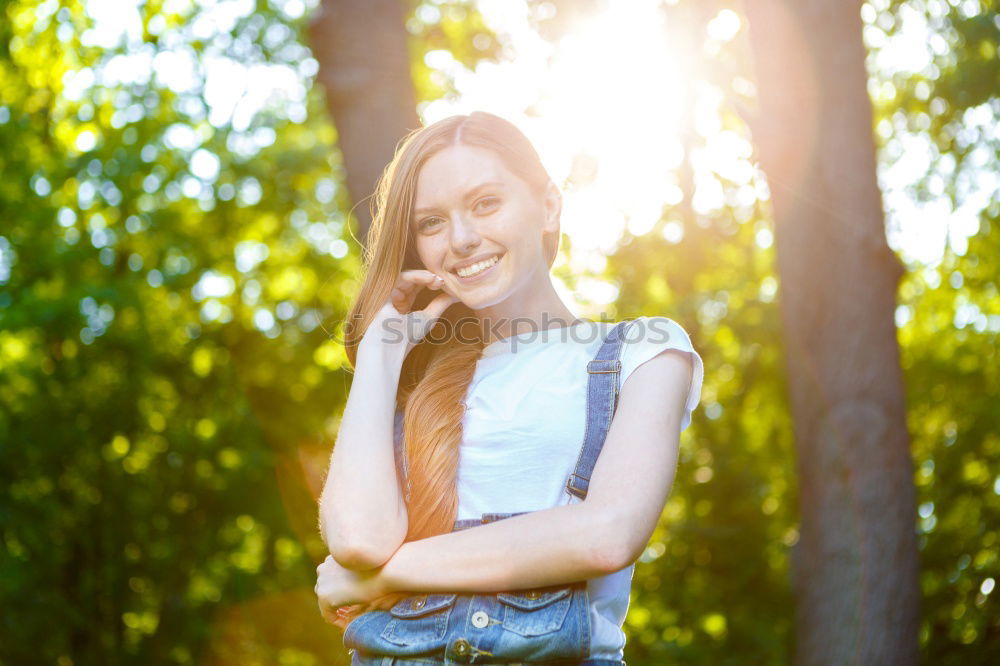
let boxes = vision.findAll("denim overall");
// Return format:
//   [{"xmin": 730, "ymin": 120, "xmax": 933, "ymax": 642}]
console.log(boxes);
[{"xmin": 344, "ymin": 320, "xmax": 636, "ymax": 666}]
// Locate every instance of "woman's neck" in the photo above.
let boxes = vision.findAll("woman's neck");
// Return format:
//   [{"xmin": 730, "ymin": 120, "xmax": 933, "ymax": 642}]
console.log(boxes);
[{"xmin": 473, "ymin": 281, "xmax": 581, "ymax": 346}]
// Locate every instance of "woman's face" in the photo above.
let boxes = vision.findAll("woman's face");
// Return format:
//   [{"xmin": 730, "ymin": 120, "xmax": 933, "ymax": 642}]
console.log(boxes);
[{"xmin": 410, "ymin": 144, "xmax": 559, "ymax": 313}]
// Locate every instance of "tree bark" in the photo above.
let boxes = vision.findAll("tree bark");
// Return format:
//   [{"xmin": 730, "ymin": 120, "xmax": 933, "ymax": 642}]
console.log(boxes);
[
  {"xmin": 309, "ymin": 0, "xmax": 420, "ymax": 248},
  {"xmin": 741, "ymin": 1, "xmax": 920, "ymax": 664}
]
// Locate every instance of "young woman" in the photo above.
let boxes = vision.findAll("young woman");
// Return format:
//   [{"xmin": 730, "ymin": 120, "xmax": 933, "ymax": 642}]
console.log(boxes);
[{"xmin": 315, "ymin": 111, "xmax": 704, "ymax": 665}]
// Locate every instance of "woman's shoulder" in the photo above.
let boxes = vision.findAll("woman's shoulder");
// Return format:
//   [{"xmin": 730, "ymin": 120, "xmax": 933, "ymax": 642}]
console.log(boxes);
[
  {"xmin": 624, "ymin": 315, "xmax": 694, "ymax": 349},
  {"xmin": 613, "ymin": 315, "xmax": 704, "ymax": 430},
  {"xmin": 590, "ymin": 315, "xmax": 694, "ymax": 350}
]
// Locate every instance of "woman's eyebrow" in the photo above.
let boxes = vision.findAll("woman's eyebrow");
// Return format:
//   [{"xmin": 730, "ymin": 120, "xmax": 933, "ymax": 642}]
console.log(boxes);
[{"xmin": 414, "ymin": 181, "xmax": 505, "ymax": 216}]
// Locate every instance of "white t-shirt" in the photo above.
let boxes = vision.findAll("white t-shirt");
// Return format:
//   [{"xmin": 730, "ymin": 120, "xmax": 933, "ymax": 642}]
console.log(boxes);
[{"xmin": 457, "ymin": 316, "xmax": 705, "ymax": 660}]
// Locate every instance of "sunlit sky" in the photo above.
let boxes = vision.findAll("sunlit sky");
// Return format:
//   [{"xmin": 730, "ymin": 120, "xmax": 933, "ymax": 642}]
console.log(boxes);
[
  {"xmin": 417, "ymin": 0, "xmax": 995, "ymax": 273},
  {"xmin": 69, "ymin": 0, "xmax": 997, "ymax": 311}
]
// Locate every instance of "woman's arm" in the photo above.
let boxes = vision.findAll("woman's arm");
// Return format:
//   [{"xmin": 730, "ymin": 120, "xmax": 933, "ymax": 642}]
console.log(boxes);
[
  {"xmin": 318, "ymin": 339, "xmax": 409, "ymax": 569},
  {"xmin": 376, "ymin": 349, "xmax": 694, "ymax": 594}
]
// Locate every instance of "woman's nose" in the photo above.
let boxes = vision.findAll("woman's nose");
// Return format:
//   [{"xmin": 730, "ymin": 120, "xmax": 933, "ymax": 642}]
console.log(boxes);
[{"xmin": 449, "ymin": 215, "xmax": 481, "ymax": 252}]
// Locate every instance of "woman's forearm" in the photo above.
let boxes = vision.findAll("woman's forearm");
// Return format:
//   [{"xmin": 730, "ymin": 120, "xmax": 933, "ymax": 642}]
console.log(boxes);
[
  {"xmin": 319, "ymin": 340, "xmax": 409, "ymax": 568},
  {"xmin": 378, "ymin": 501, "xmax": 625, "ymax": 593}
]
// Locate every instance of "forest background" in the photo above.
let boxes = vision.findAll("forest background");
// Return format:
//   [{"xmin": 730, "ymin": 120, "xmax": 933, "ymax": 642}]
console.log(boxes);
[{"xmin": 0, "ymin": 0, "xmax": 997, "ymax": 664}]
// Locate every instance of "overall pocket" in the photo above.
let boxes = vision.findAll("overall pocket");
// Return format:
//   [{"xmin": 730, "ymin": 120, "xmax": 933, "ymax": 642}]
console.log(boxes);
[
  {"xmin": 380, "ymin": 593, "xmax": 457, "ymax": 647},
  {"xmin": 495, "ymin": 585, "xmax": 573, "ymax": 637}
]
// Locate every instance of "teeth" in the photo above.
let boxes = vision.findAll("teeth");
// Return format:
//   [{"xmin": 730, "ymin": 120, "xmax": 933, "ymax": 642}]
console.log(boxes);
[{"xmin": 456, "ymin": 255, "xmax": 500, "ymax": 278}]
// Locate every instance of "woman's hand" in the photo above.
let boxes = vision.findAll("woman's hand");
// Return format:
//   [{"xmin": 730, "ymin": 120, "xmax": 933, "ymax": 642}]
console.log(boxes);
[
  {"xmin": 315, "ymin": 554, "xmax": 388, "ymax": 627},
  {"xmin": 362, "ymin": 270, "xmax": 461, "ymax": 358}
]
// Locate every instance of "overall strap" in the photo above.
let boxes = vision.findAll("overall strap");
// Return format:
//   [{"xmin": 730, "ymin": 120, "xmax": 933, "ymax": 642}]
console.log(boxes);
[{"xmin": 564, "ymin": 319, "xmax": 635, "ymax": 501}]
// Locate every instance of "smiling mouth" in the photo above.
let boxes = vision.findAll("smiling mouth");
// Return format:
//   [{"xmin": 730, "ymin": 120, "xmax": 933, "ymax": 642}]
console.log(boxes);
[{"xmin": 452, "ymin": 253, "xmax": 503, "ymax": 278}]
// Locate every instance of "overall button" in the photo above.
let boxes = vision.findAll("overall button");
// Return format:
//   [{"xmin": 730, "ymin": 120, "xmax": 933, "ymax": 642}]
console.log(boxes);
[
  {"xmin": 524, "ymin": 590, "xmax": 541, "ymax": 600},
  {"xmin": 409, "ymin": 596, "xmax": 426, "ymax": 610},
  {"xmin": 471, "ymin": 610, "xmax": 489, "ymax": 628},
  {"xmin": 452, "ymin": 638, "xmax": 471, "ymax": 656}
]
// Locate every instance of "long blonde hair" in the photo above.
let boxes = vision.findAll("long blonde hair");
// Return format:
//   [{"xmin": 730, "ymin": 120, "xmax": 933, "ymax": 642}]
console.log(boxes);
[{"xmin": 339, "ymin": 112, "xmax": 561, "ymax": 619}]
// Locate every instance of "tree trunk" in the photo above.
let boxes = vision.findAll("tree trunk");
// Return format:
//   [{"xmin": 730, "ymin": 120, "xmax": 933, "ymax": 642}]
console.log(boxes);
[
  {"xmin": 741, "ymin": 1, "xmax": 920, "ymax": 664},
  {"xmin": 309, "ymin": 0, "xmax": 420, "ymax": 247}
]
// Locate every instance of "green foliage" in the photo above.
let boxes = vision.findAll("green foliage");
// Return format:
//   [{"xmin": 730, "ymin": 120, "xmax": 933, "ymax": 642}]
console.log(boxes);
[
  {"xmin": 0, "ymin": 0, "xmax": 504, "ymax": 662},
  {"xmin": 0, "ymin": 0, "xmax": 356, "ymax": 663},
  {"xmin": 406, "ymin": 0, "xmax": 503, "ymax": 101},
  {"xmin": 872, "ymin": 1, "xmax": 1000, "ymax": 662},
  {"xmin": 600, "ymin": 1, "xmax": 999, "ymax": 664},
  {"xmin": 608, "ymin": 142, "xmax": 797, "ymax": 665}
]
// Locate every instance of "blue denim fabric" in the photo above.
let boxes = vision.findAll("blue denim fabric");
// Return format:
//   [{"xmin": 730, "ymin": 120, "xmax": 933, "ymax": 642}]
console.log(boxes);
[
  {"xmin": 350, "ymin": 657, "xmax": 627, "ymax": 666},
  {"xmin": 343, "ymin": 321, "xmax": 635, "ymax": 665},
  {"xmin": 350, "ymin": 657, "xmax": 626, "ymax": 666}
]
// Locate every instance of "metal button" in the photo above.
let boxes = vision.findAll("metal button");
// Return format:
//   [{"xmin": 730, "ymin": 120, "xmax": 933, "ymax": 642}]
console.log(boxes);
[
  {"xmin": 409, "ymin": 596, "xmax": 426, "ymax": 610},
  {"xmin": 525, "ymin": 590, "xmax": 541, "ymax": 600},
  {"xmin": 452, "ymin": 638, "xmax": 471, "ymax": 656},
  {"xmin": 471, "ymin": 610, "xmax": 489, "ymax": 628}
]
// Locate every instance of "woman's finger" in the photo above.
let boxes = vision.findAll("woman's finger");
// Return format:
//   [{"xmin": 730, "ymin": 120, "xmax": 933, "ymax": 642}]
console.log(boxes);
[
  {"xmin": 393, "ymin": 270, "xmax": 440, "ymax": 294},
  {"xmin": 391, "ymin": 272, "xmax": 446, "ymax": 314},
  {"xmin": 321, "ymin": 606, "xmax": 342, "ymax": 627},
  {"xmin": 420, "ymin": 291, "xmax": 461, "ymax": 323},
  {"xmin": 321, "ymin": 603, "xmax": 353, "ymax": 630},
  {"xmin": 318, "ymin": 597, "xmax": 335, "ymax": 622},
  {"xmin": 390, "ymin": 286, "xmax": 411, "ymax": 314}
]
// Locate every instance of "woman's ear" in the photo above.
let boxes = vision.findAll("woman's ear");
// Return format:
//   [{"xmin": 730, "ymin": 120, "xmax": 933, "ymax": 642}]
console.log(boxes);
[{"xmin": 541, "ymin": 181, "xmax": 562, "ymax": 234}]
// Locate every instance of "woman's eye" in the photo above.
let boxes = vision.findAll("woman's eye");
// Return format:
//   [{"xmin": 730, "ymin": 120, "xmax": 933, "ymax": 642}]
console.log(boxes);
[
  {"xmin": 418, "ymin": 217, "xmax": 443, "ymax": 231},
  {"xmin": 476, "ymin": 197, "xmax": 500, "ymax": 212}
]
